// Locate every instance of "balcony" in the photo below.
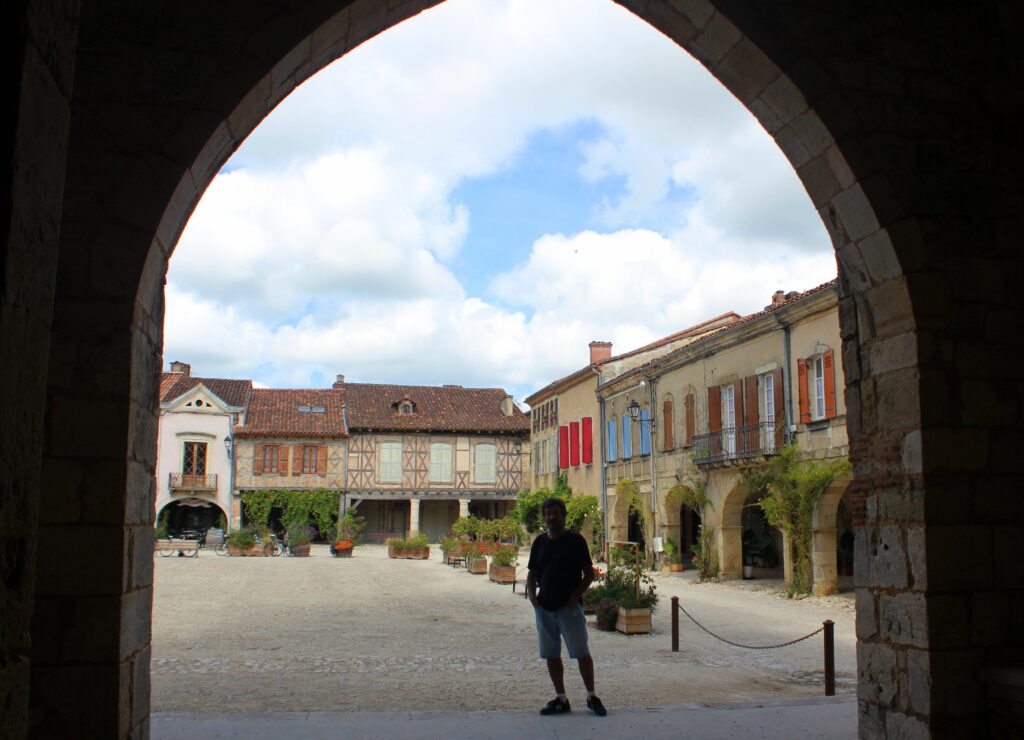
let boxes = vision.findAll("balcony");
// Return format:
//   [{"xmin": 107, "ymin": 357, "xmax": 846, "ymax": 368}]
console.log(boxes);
[
  {"xmin": 169, "ymin": 473, "xmax": 218, "ymax": 491},
  {"xmin": 691, "ymin": 422, "xmax": 789, "ymax": 466}
]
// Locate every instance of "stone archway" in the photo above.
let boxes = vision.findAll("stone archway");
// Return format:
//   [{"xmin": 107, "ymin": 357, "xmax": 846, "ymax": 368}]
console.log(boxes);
[
  {"xmin": 7, "ymin": 1, "xmax": 1019, "ymax": 738},
  {"xmin": 716, "ymin": 477, "xmax": 746, "ymax": 580},
  {"xmin": 810, "ymin": 477, "xmax": 853, "ymax": 596}
]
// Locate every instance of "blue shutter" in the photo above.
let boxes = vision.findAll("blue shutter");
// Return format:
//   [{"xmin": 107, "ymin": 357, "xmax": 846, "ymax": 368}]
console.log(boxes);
[
  {"xmin": 607, "ymin": 419, "xmax": 617, "ymax": 461},
  {"xmin": 622, "ymin": 416, "xmax": 632, "ymax": 458},
  {"xmin": 640, "ymin": 408, "xmax": 651, "ymax": 455}
]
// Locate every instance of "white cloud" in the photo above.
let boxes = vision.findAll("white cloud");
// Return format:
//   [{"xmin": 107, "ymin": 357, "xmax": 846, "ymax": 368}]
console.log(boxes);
[{"xmin": 165, "ymin": 0, "xmax": 836, "ymax": 401}]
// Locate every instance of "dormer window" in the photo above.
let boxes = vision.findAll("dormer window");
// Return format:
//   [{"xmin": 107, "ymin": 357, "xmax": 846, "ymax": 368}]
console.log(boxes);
[
  {"xmin": 297, "ymin": 405, "xmax": 326, "ymax": 414},
  {"xmin": 392, "ymin": 396, "xmax": 416, "ymax": 415}
]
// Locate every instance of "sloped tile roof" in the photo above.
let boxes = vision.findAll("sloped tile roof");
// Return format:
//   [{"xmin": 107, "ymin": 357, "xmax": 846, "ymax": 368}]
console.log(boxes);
[
  {"xmin": 235, "ymin": 388, "xmax": 348, "ymax": 438},
  {"xmin": 160, "ymin": 373, "xmax": 252, "ymax": 408},
  {"xmin": 342, "ymin": 383, "xmax": 529, "ymax": 434},
  {"xmin": 599, "ymin": 279, "xmax": 840, "ymax": 390}
]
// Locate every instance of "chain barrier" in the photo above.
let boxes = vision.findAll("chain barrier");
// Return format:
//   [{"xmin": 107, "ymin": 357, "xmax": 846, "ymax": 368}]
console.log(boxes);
[{"xmin": 675, "ymin": 601, "xmax": 824, "ymax": 650}]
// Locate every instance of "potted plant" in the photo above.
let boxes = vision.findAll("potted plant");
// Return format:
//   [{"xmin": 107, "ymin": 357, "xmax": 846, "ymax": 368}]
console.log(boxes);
[
  {"xmin": 467, "ymin": 540, "xmax": 489, "ymax": 574},
  {"xmin": 610, "ymin": 553, "xmax": 659, "ymax": 634},
  {"xmin": 488, "ymin": 543, "xmax": 518, "ymax": 583},
  {"xmin": 226, "ymin": 526, "xmax": 272, "ymax": 556},
  {"xmin": 663, "ymin": 538, "xmax": 684, "ymax": 572},
  {"xmin": 331, "ymin": 512, "xmax": 366, "ymax": 558},
  {"xmin": 440, "ymin": 535, "xmax": 460, "ymax": 564},
  {"xmin": 386, "ymin": 533, "xmax": 430, "ymax": 559},
  {"xmin": 595, "ymin": 599, "xmax": 619, "ymax": 631},
  {"xmin": 286, "ymin": 524, "xmax": 314, "ymax": 557}
]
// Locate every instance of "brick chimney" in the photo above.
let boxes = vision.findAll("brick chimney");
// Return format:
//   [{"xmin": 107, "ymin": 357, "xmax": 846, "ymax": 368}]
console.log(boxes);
[
  {"xmin": 772, "ymin": 290, "xmax": 786, "ymax": 306},
  {"xmin": 169, "ymin": 361, "xmax": 190, "ymax": 376},
  {"xmin": 589, "ymin": 341, "xmax": 612, "ymax": 364},
  {"xmin": 332, "ymin": 373, "xmax": 345, "ymax": 389},
  {"xmin": 501, "ymin": 394, "xmax": 515, "ymax": 416}
]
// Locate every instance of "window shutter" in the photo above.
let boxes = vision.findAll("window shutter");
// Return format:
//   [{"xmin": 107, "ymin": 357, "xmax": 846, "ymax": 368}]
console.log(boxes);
[
  {"xmin": 743, "ymin": 376, "xmax": 759, "ymax": 426},
  {"xmin": 797, "ymin": 359, "xmax": 810, "ymax": 423},
  {"xmin": 622, "ymin": 416, "xmax": 632, "ymax": 458},
  {"xmin": 569, "ymin": 421, "xmax": 580, "ymax": 466},
  {"xmin": 639, "ymin": 408, "xmax": 651, "ymax": 455},
  {"xmin": 276, "ymin": 446, "xmax": 287, "ymax": 474},
  {"xmin": 581, "ymin": 417, "xmax": 593, "ymax": 464},
  {"xmin": 685, "ymin": 394, "xmax": 695, "ymax": 446},
  {"xmin": 317, "ymin": 445, "xmax": 327, "ymax": 476},
  {"xmin": 823, "ymin": 348, "xmax": 837, "ymax": 418},
  {"xmin": 607, "ymin": 419, "xmax": 617, "ymax": 461},
  {"xmin": 558, "ymin": 425, "xmax": 570, "ymax": 469},
  {"xmin": 663, "ymin": 400, "xmax": 674, "ymax": 450},
  {"xmin": 292, "ymin": 445, "xmax": 304, "ymax": 475},
  {"xmin": 254, "ymin": 444, "xmax": 264, "ymax": 475},
  {"xmin": 707, "ymin": 387, "xmax": 721, "ymax": 433}
]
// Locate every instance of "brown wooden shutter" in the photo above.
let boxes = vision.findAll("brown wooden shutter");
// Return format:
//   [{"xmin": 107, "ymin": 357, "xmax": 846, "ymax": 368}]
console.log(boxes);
[
  {"xmin": 685, "ymin": 394, "xmax": 695, "ymax": 446},
  {"xmin": 663, "ymin": 399, "xmax": 674, "ymax": 450},
  {"xmin": 772, "ymin": 368, "xmax": 785, "ymax": 423},
  {"xmin": 276, "ymin": 446, "xmax": 287, "ymax": 474},
  {"xmin": 293, "ymin": 445, "xmax": 304, "ymax": 475},
  {"xmin": 317, "ymin": 445, "xmax": 328, "ymax": 475},
  {"xmin": 823, "ymin": 348, "xmax": 837, "ymax": 419},
  {"xmin": 253, "ymin": 444, "xmax": 264, "ymax": 475},
  {"xmin": 797, "ymin": 359, "xmax": 810, "ymax": 423},
  {"xmin": 708, "ymin": 387, "xmax": 721, "ymax": 433},
  {"xmin": 743, "ymin": 376, "xmax": 759, "ymax": 426}
]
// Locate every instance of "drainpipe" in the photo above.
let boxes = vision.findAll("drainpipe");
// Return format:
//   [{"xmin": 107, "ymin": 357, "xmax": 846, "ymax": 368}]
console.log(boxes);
[
  {"xmin": 774, "ymin": 315, "xmax": 795, "ymax": 440},
  {"xmin": 227, "ymin": 413, "xmax": 237, "ymax": 533},
  {"xmin": 340, "ymin": 402, "xmax": 349, "ymax": 516},
  {"xmin": 646, "ymin": 374, "xmax": 657, "ymax": 530},
  {"xmin": 589, "ymin": 366, "xmax": 606, "ymax": 550}
]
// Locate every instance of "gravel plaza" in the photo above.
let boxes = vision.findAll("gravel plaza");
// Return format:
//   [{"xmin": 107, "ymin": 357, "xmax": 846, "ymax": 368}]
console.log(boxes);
[{"xmin": 152, "ymin": 543, "xmax": 856, "ymax": 719}]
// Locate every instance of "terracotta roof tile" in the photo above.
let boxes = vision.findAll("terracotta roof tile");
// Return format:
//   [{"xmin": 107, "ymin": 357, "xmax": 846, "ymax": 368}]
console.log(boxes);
[
  {"xmin": 235, "ymin": 388, "xmax": 348, "ymax": 438},
  {"xmin": 343, "ymin": 383, "xmax": 529, "ymax": 434},
  {"xmin": 160, "ymin": 373, "xmax": 252, "ymax": 408}
]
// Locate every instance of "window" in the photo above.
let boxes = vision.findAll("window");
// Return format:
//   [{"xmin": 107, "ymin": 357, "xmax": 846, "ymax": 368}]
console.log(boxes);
[
  {"xmin": 302, "ymin": 446, "xmax": 318, "ymax": 474},
  {"xmin": 398, "ymin": 401, "xmax": 414, "ymax": 415},
  {"xmin": 663, "ymin": 399, "xmax": 674, "ymax": 450},
  {"xmin": 622, "ymin": 415, "xmax": 632, "ymax": 459},
  {"xmin": 430, "ymin": 443, "xmax": 453, "ymax": 482},
  {"xmin": 607, "ymin": 417, "xmax": 617, "ymax": 461},
  {"xmin": 798, "ymin": 349, "xmax": 835, "ymax": 423},
  {"xmin": 684, "ymin": 393, "xmax": 695, "ymax": 446},
  {"xmin": 723, "ymin": 384, "xmax": 736, "ymax": 455},
  {"xmin": 812, "ymin": 356, "xmax": 826, "ymax": 419},
  {"xmin": 262, "ymin": 445, "xmax": 279, "ymax": 474},
  {"xmin": 474, "ymin": 444, "xmax": 496, "ymax": 484},
  {"xmin": 379, "ymin": 442, "xmax": 401, "ymax": 483},
  {"xmin": 183, "ymin": 441, "xmax": 207, "ymax": 479},
  {"xmin": 764, "ymin": 373, "xmax": 775, "ymax": 423}
]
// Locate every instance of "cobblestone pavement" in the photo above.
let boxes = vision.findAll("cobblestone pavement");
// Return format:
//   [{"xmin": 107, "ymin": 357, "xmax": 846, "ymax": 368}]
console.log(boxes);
[{"xmin": 152, "ymin": 545, "xmax": 856, "ymax": 713}]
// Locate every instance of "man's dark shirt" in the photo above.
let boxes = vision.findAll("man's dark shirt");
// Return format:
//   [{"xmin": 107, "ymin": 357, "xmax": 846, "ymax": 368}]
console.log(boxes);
[{"xmin": 528, "ymin": 530, "xmax": 593, "ymax": 611}]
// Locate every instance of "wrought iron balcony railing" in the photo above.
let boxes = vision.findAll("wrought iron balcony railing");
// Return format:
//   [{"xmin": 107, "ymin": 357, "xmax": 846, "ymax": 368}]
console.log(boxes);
[
  {"xmin": 691, "ymin": 422, "xmax": 788, "ymax": 466},
  {"xmin": 169, "ymin": 472, "xmax": 218, "ymax": 490}
]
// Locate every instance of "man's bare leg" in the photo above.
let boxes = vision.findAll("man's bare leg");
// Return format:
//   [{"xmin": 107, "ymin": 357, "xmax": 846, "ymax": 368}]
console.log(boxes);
[
  {"xmin": 546, "ymin": 658, "xmax": 566, "ymax": 694},
  {"xmin": 577, "ymin": 656, "xmax": 595, "ymax": 693}
]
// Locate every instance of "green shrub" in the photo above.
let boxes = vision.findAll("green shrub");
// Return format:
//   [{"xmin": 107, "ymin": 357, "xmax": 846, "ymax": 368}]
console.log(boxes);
[
  {"xmin": 227, "ymin": 527, "xmax": 256, "ymax": 548},
  {"xmin": 155, "ymin": 511, "xmax": 170, "ymax": 539}
]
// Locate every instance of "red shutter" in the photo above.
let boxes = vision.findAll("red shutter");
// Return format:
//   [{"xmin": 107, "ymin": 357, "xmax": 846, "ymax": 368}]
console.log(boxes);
[
  {"xmin": 254, "ymin": 444, "xmax": 264, "ymax": 475},
  {"xmin": 558, "ymin": 425, "xmax": 570, "ymax": 469},
  {"xmin": 569, "ymin": 421, "xmax": 580, "ymax": 466},
  {"xmin": 708, "ymin": 387, "xmax": 721, "ymax": 432},
  {"xmin": 772, "ymin": 368, "xmax": 785, "ymax": 423},
  {"xmin": 317, "ymin": 445, "xmax": 327, "ymax": 476},
  {"xmin": 276, "ymin": 446, "xmax": 287, "ymax": 474},
  {"xmin": 823, "ymin": 348, "xmax": 837, "ymax": 419},
  {"xmin": 685, "ymin": 394, "xmax": 695, "ymax": 446},
  {"xmin": 663, "ymin": 400, "xmax": 674, "ymax": 449},
  {"xmin": 743, "ymin": 376, "xmax": 759, "ymax": 426},
  {"xmin": 293, "ymin": 445, "xmax": 304, "ymax": 475},
  {"xmin": 797, "ymin": 359, "xmax": 810, "ymax": 423},
  {"xmin": 581, "ymin": 417, "xmax": 593, "ymax": 464}
]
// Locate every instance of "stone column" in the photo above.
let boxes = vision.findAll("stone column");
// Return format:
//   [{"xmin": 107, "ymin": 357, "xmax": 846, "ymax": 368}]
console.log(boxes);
[
  {"xmin": 717, "ymin": 525, "xmax": 743, "ymax": 579},
  {"xmin": 409, "ymin": 497, "xmax": 421, "ymax": 536},
  {"xmin": 459, "ymin": 499, "xmax": 470, "ymax": 517},
  {"xmin": 811, "ymin": 527, "xmax": 838, "ymax": 596}
]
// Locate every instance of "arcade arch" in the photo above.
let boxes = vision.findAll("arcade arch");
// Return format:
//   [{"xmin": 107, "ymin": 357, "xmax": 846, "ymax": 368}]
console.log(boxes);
[{"xmin": 10, "ymin": 1, "xmax": 1013, "ymax": 738}]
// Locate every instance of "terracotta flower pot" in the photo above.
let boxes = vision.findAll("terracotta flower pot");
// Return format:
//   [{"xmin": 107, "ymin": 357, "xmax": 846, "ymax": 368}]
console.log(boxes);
[{"xmin": 488, "ymin": 562, "xmax": 516, "ymax": 583}]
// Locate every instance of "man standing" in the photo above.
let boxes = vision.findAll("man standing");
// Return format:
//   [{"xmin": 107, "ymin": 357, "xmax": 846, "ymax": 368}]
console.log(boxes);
[{"xmin": 526, "ymin": 497, "xmax": 607, "ymax": 717}]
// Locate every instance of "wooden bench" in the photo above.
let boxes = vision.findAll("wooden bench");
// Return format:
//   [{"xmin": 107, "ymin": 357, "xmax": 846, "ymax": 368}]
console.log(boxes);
[{"xmin": 154, "ymin": 539, "xmax": 199, "ymax": 557}]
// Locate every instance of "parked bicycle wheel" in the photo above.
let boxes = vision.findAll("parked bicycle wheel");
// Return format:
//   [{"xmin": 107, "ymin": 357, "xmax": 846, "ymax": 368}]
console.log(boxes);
[{"xmin": 215, "ymin": 543, "xmax": 228, "ymax": 556}]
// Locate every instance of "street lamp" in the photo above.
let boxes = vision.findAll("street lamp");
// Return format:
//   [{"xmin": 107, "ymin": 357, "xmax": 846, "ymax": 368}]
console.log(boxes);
[
  {"xmin": 626, "ymin": 399, "xmax": 641, "ymax": 421},
  {"xmin": 223, "ymin": 435, "xmax": 233, "ymax": 458}
]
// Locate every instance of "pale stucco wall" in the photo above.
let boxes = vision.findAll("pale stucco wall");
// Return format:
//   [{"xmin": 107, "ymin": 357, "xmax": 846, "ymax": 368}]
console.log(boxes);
[{"xmin": 155, "ymin": 408, "xmax": 234, "ymax": 524}]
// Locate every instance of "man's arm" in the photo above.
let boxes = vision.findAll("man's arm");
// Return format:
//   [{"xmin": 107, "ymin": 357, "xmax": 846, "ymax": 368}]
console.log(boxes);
[
  {"xmin": 526, "ymin": 570, "xmax": 540, "ymax": 608},
  {"xmin": 562, "ymin": 539, "xmax": 595, "ymax": 609}
]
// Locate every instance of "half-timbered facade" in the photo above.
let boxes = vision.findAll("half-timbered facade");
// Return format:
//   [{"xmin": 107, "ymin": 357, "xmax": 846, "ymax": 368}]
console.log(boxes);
[{"xmin": 340, "ymin": 381, "xmax": 530, "ymax": 542}]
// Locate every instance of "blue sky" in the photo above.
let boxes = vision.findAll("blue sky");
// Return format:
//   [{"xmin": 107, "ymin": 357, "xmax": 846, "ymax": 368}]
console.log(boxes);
[{"xmin": 165, "ymin": 0, "xmax": 836, "ymax": 403}]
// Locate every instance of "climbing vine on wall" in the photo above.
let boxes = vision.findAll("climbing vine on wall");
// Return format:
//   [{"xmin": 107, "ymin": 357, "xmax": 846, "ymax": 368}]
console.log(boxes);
[
  {"xmin": 740, "ymin": 444, "xmax": 850, "ymax": 595},
  {"xmin": 614, "ymin": 478, "xmax": 653, "ymax": 564},
  {"xmin": 241, "ymin": 489, "xmax": 340, "ymax": 537}
]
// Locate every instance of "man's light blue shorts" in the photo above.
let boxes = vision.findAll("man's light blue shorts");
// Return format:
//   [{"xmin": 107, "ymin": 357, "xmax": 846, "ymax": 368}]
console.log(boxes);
[{"xmin": 535, "ymin": 603, "xmax": 590, "ymax": 660}]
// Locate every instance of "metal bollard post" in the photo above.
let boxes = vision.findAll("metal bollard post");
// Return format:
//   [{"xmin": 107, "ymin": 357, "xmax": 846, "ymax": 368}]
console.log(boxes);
[
  {"xmin": 671, "ymin": 596, "xmax": 679, "ymax": 652},
  {"xmin": 823, "ymin": 619, "xmax": 835, "ymax": 696}
]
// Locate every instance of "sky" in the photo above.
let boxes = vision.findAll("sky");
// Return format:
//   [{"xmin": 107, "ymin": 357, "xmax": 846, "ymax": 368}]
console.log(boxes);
[{"xmin": 164, "ymin": 0, "xmax": 837, "ymax": 404}]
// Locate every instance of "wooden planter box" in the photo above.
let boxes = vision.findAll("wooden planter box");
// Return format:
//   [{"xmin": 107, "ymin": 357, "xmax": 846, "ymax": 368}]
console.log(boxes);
[
  {"xmin": 289, "ymin": 543, "xmax": 311, "ymax": 557},
  {"xmin": 331, "ymin": 546, "xmax": 353, "ymax": 558},
  {"xmin": 227, "ymin": 543, "xmax": 273, "ymax": 557},
  {"xmin": 467, "ymin": 556, "xmax": 488, "ymax": 574},
  {"xmin": 388, "ymin": 546, "xmax": 430, "ymax": 560},
  {"xmin": 616, "ymin": 607, "xmax": 652, "ymax": 634},
  {"xmin": 488, "ymin": 562, "xmax": 516, "ymax": 583}
]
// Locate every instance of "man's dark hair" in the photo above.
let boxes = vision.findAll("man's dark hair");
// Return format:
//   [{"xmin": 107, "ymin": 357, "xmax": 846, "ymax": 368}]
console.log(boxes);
[{"xmin": 541, "ymin": 497, "xmax": 567, "ymax": 515}]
